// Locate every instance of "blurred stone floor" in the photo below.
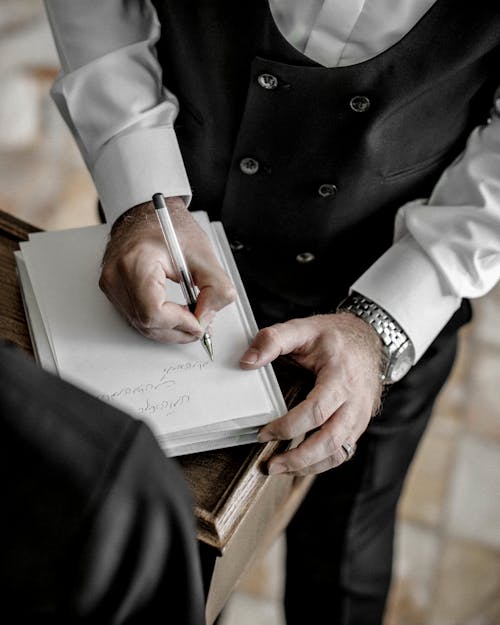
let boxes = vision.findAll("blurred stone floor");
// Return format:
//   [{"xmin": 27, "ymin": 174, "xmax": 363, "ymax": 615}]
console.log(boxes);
[{"xmin": 1, "ymin": 3, "xmax": 499, "ymax": 624}]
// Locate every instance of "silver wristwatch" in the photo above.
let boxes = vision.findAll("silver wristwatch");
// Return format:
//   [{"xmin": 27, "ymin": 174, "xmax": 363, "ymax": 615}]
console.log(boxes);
[{"xmin": 338, "ymin": 292, "xmax": 415, "ymax": 384}]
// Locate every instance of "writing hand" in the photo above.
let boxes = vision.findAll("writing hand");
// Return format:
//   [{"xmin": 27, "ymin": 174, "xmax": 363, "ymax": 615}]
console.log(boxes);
[
  {"xmin": 99, "ymin": 197, "xmax": 236, "ymax": 343},
  {"xmin": 240, "ymin": 313, "xmax": 384, "ymax": 475}
]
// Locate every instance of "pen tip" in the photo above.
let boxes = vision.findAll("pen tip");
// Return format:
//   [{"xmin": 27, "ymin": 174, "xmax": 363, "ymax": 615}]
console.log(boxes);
[{"xmin": 202, "ymin": 333, "xmax": 214, "ymax": 361}]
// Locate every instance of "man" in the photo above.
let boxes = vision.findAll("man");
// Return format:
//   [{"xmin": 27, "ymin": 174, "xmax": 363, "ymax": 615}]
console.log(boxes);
[
  {"xmin": 0, "ymin": 341, "xmax": 205, "ymax": 623},
  {"xmin": 43, "ymin": 1, "xmax": 500, "ymax": 623}
]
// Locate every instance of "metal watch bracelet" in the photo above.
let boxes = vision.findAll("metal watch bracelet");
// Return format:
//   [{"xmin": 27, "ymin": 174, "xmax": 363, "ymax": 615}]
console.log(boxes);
[{"xmin": 337, "ymin": 292, "xmax": 415, "ymax": 384}]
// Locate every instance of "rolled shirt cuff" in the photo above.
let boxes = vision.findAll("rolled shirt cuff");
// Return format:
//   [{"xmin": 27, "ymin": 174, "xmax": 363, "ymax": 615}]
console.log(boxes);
[
  {"xmin": 351, "ymin": 234, "xmax": 462, "ymax": 363},
  {"xmin": 92, "ymin": 126, "xmax": 192, "ymax": 225}
]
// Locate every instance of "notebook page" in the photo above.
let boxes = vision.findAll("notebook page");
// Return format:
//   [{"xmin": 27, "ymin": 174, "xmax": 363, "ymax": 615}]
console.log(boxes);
[{"xmin": 19, "ymin": 220, "xmax": 285, "ymax": 443}]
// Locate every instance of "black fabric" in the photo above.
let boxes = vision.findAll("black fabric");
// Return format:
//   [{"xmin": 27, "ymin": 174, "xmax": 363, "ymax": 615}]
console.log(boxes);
[
  {"xmin": 152, "ymin": 0, "xmax": 500, "ymax": 307},
  {"xmin": 284, "ymin": 328, "xmax": 458, "ymax": 625},
  {"xmin": 0, "ymin": 341, "xmax": 205, "ymax": 624}
]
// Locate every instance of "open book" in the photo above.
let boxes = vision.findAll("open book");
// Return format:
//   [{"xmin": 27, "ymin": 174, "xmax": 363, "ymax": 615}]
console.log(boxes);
[{"xmin": 15, "ymin": 212, "xmax": 286, "ymax": 456}]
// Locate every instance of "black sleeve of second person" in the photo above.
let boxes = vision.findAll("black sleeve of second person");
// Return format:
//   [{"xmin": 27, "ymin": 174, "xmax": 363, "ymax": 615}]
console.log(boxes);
[{"xmin": 0, "ymin": 342, "xmax": 205, "ymax": 625}]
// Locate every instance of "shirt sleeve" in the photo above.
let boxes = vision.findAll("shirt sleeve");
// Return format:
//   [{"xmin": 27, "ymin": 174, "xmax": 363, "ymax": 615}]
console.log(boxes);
[
  {"xmin": 43, "ymin": 0, "xmax": 191, "ymax": 225},
  {"xmin": 352, "ymin": 90, "xmax": 500, "ymax": 362}
]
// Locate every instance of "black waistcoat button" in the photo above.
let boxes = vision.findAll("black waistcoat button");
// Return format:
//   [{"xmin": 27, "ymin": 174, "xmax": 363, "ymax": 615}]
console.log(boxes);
[
  {"xmin": 258, "ymin": 73, "xmax": 278, "ymax": 90},
  {"xmin": 296, "ymin": 252, "xmax": 315, "ymax": 264},
  {"xmin": 229, "ymin": 240, "xmax": 245, "ymax": 252},
  {"xmin": 349, "ymin": 95, "xmax": 371, "ymax": 113},
  {"xmin": 239, "ymin": 157, "xmax": 260, "ymax": 175},
  {"xmin": 318, "ymin": 183, "xmax": 338, "ymax": 197}
]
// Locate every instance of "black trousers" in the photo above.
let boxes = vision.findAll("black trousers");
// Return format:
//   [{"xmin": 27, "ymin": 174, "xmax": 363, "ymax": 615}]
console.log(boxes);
[
  {"xmin": 284, "ymin": 329, "xmax": 457, "ymax": 625},
  {"xmin": 242, "ymin": 279, "xmax": 463, "ymax": 625},
  {"xmin": 0, "ymin": 342, "xmax": 205, "ymax": 624}
]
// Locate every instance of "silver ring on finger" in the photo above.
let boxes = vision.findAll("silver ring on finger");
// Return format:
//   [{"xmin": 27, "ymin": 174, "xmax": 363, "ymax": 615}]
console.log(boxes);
[{"xmin": 341, "ymin": 441, "xmax": 356, "ymax": 462}]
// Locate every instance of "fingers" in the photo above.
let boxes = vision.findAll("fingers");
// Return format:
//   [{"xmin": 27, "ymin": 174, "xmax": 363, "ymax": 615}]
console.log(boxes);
[
  {"xmin": 104, "ymin": 281, "xmax": 200, "ymax": 343},
  {"xmin": 129, "ymin": 263, "xmax": 203, "ymax": 337},
  {"xmin": 102, "ymin": 277, "xmax": 197, "ymax": 343},
  {"xmin": 258, "ymin": 366, "xmax": 342, "ymax": 441},
  {"xmin": 192, "ymin": 264, "xmax": 236, "ymax": 329},
  {"xmin": 246, "ymin": 314, "xmax": 384, "ymax": 476},
  {"xmin": 240, "ymin": 320, "xmax": 314, "ymax": 368},
  {"xmin": 100, "ymin": 243, "xmax": 204, "ymax": 342},
  {"xmin": 261, "ymin": 389, "xmax": 373, "ymax": 476},
  {"xmin": 265, "ymin": 402, "xmax": 362, "ymax": 476}
]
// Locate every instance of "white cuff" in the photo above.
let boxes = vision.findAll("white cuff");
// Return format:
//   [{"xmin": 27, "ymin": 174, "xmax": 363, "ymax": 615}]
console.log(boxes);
[
  {"xmin": 92, "ymin": 126, "xmax": 192, "ymax": 224},
  {"xmin": 351, "ymin": 234, "xmax": 461, "ymax": 362}
]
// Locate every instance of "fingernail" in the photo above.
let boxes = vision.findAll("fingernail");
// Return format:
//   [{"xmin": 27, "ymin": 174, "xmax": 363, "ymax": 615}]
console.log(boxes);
[
  {"xmin": 257, "ymin": 430, "xmax": 274, "ymax": 443},
  {"xmin": 268, "ymin": 462, "xmax": 286, "ymax": 475},
  {"xmin": 240, "ymin": 348, "xmax": 259, "ymax": 365}
]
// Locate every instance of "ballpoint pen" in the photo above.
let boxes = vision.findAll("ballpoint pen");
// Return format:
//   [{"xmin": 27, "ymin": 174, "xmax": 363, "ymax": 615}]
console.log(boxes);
[{"xmin": 152, "ymin": 193, "xmax": 214, "ymax": 361}]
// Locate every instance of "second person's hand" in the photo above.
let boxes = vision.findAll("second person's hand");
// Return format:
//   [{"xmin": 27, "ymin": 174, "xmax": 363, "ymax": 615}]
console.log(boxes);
[{"xmin": 99, "ymin": 197, "xmax": 236, "ymax": 343}]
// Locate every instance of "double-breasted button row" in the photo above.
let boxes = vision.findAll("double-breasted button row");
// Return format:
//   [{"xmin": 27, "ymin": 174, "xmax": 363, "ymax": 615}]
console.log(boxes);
[
  {"xmin": 258, "ymin": 69, "xmax": 371, "ymax": 115},
  {"xmin": 236, "ymin": 78, "xmax": 369, "ymax": 269},
  {"xmin": 229, "ymin": 239, "xmax": 315, "ymax": 265},
  {"xmin": 257, "ymin": 71, "xmax": 371, "ymax": 115},
  {"xmin": 242, "ymin": 74, "xmax": 360, "ymax": 226},
  {"xmin": 240, "ymin": 160, "xmax": 339, "ymax": 196}
]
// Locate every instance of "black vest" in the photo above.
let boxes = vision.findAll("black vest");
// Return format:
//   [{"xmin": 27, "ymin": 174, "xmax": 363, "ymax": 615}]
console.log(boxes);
[{"xmin": 152, "ymin": 0, "xmax": 500, "ymax": 311}]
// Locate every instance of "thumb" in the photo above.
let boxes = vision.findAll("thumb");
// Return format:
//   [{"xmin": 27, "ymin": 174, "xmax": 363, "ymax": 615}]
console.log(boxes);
[
  {"xmin": 193, "ymin": 264, "xmax": 236, "ymax": 328},
  {"xmin": 240, "ymin": 321, "xmax": 304, "ymax": 369}
]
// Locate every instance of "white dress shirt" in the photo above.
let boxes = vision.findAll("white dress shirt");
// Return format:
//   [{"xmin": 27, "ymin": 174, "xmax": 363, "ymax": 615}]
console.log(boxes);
[{"xmin": 43, "ymin": 0, "xmax": 500, "ymax": 362}]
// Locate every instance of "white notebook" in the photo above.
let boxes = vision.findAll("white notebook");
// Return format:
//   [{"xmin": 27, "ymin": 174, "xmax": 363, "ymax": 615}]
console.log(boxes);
[{"xmin": 15, "ymin": 212, "xmax": 286, "ymax": 456}]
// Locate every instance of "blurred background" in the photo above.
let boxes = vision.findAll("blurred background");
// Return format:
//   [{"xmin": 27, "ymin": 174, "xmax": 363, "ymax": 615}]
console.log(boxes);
[{"xmin": 1, "ymin": 3, "xmax": 499, "ymax": 624}]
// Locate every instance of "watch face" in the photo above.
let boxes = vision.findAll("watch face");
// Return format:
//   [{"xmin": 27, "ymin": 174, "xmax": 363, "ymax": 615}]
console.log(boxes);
[{"xmin": 387, "ymin": 341, "xmax": 416, "ymax": 383}]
